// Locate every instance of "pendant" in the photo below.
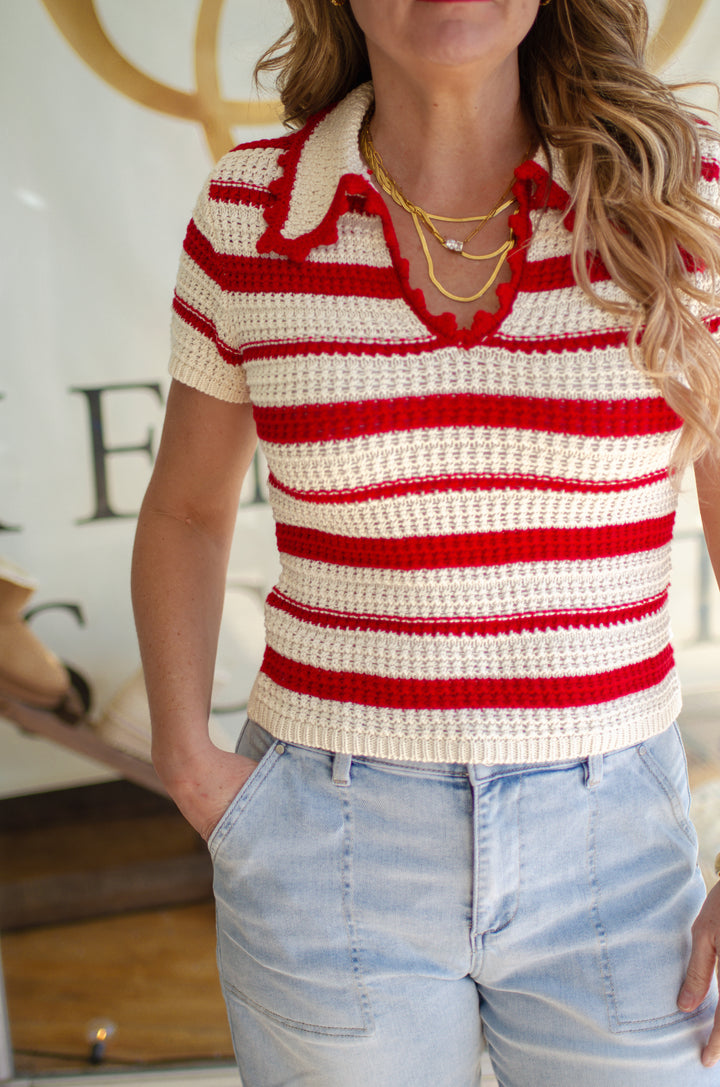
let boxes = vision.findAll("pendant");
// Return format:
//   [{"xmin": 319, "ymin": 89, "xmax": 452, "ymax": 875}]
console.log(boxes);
[{"xmin": 444, "ymin": 238, "xmax": 464, "ymax": 253}]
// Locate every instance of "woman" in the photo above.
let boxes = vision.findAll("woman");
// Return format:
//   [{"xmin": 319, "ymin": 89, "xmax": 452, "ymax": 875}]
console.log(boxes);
[{"xmin": 132, "ymin": 0, "xmax": 720, "ymax": 1082}]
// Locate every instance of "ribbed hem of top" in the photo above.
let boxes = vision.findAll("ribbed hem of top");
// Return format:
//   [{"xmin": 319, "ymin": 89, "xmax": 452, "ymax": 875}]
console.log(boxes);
[
  {"xmin": 169, "ymin": 355, "xmax": 250, "ymax": 405},
  {"xmin": 246, "ymin": 678, "xmax": 683, "ymax": 766}
]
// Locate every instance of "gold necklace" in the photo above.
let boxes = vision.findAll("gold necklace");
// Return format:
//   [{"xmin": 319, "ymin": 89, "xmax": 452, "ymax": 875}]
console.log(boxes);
[{"xmin": 359, "ymin": 112, "xmax": 524, "ymax": 305}]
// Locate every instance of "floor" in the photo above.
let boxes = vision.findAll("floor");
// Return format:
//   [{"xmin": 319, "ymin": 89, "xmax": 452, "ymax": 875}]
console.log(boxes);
[
  {"xmin": 3, "ymin": 905, "xmax": 232, "ymax": 1075},
  {"xmin": 3, "ymin": 687, "xmax": 720, "ymax": 1086},
  {"xmin": 0, "ymin": 783, "xmax": 230, "ymax": 1078}
]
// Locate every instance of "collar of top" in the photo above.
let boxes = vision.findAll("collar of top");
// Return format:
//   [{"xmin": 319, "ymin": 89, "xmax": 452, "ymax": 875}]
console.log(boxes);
[{"xmin": 257, "ymin": 82, "xmax": 573, "ymax": 264}]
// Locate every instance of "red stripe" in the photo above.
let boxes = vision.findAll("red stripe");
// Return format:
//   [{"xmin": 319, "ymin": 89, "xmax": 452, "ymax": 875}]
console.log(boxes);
[
  {"xmin": 260, "ymin": 645, "xmax": 675, "ymax": 710},
  {"xmin": 223, "ymin": 256, "xmax": 400, "ymax": 297},
  {"xmin": 172, "ymin": 300, "xmax": 431, "ymax": 367},
  {"xmin": 701, "ymin": 158, "xmax": 720, "ymax": 182},
  {"xmin": 182, "ymin": 220, "xmax": 226, "ymax": 284},
  {"xmin": 266, "ymin": 588, "xmax": 668, "ymax": 637},
  {"xmin": 490, "ymin": 327, "xmax": 632, "ymax": 354},
  {"xmin": 229, "ymin": 135, "xmax": 290, "ymax": 152},
  {"xmin": 173, "ymin": 294, "xmax": 218, "ymax": 344},
  {"xmin": 184, "ymin": 220, "xmax": 400, "ymax": 297},
  {"xmin": 242, "ymin": 335, "xmax": 438, "ymax": 362},
  {"xmin": 209, "ymin": 180, "xmax": 271, "ymax": 208},
  {"xmin": 209, "ymin": 177, "xmax": 367, "ymax": 214},
  {"xmin": 268, "ymin": 468, "xmax": 668, "ymax": 504},
  {"xmin": 275, "ymin": 514, "xmax": 675, "ymax": 570},
  {"xmin": 521, "ymin": 252, "xmax": 611, "ymax": 293},
  {"xmin": 239, "ymin": 325, "xmax": 634, "ymax": 362},
  {"xmin": 172, "ymin": 295, "xmax": 245, "ymax": 367},
  {"xmin": 255, "ymin": 393, "xmax": 680, "ymax": 445}
]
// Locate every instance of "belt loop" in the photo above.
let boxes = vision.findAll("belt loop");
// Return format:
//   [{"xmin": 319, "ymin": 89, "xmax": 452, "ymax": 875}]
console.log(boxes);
[
  {"xmin": 332, "ymin": 752, "xmax": 353, "ymax": 787},
  {"xmin": 584, "ymin": 753, "xmax": 604, "ymax": 789}
]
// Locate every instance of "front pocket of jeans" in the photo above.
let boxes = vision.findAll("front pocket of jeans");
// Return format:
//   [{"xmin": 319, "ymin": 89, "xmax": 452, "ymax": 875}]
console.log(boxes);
[
  {"xmin": 636, "ymin": 724, "xmax": 696, "ymax": 847},
  {"xmin": 211, "ymin": 744, "xmax": 373, "ymax": 1036},
  {"xmin": 590, "ymin": 730, "xmax": 707, "ymax": 1032},
  {"xmin": 207, "ymin": 738, "xmax": 284, "ymax": 857}
]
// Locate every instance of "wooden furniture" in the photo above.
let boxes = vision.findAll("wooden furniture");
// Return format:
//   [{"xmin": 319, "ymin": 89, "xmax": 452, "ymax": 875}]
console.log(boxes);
[{"xmin": 0, "ymin": 695, "xmax": 163, "ymax": 796}]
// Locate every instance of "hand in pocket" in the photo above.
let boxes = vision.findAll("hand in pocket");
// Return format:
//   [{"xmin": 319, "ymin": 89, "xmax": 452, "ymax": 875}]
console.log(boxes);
[{"xmin": 160, "ymin": 746, "xmax": 260, "ymax": 841}]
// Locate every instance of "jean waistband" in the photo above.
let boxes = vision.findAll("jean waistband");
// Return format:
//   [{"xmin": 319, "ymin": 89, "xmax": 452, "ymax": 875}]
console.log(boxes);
[{"xmin": 244, "ymin": 720, "xmax": 607, "ymax": 789}]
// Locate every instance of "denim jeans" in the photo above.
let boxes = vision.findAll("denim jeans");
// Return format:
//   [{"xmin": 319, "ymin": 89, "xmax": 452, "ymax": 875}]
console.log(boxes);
[{"xmin": 209, "ymin": 721, "xmax": 718, "ymax": 1086}]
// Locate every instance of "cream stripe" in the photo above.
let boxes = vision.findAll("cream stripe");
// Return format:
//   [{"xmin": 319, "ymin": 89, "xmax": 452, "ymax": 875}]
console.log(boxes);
[
  {"xmin": 246, "ymin": 672, "xmax": 682, "ymax": 765},
  {"xmin": 214, "ymin": 144, "xmax": 284, "ymax": 192},
  {"xmin": 174, "ymin": 250, "xmax": 225, "ymax": 320},
  {"xmin": 263, "ymin": 427, "xmax": 677, "ymax": 493},
  {"xmin": 245, "ymin": 343, "xmax": 661, "ymax": 408},
  {"xmin": 524, "ymin": 209, "xmax": 572, "ymax": 261},
  {"xmin": 228, "ymin": 293, "xmax": 432, "ymax": 347},
  {"xmin": 309, "ymin": 215, "xmax": 394, "ymax": 267},
  {"xmin": 269, "ymin": 475, "xmax": 674, "ymax": 537},
  {"xmin": 212, "ymin": 203, "xmax": 270, "ymax": 257},
  {"xmin": 265, "ymin": 601, "xmax": 671, "ymax": 681},
  {"xmin": 504, "ymin": 282, "xmax": 632, "ymax": 338},
  {"xmin": 211, "ymin": 206, "xmax": 392, "ymax": 267},
  {"xmin": 170, "ymin": 317, "xmax": 250, "ymax": 404},
  {"xmin": 274, "ymin": 550, "xmax": 672, "ymax": 621}
]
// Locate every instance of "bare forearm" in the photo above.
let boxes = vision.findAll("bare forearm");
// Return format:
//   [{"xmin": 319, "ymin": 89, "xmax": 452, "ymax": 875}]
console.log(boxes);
[
  {"xmin": 129, "ymin": 385, "xmax": 258, "ymax": 835},
  {"xmin": 695, "ymin": 452, "xmax": 720, "ymax": 591},
  {"xmin": 132, "ymin": 495, "xmax": 264, "ymax": 840},
  {"xmin": 131, "ymin": 497, "xmax": 233, "ymax": 779}
]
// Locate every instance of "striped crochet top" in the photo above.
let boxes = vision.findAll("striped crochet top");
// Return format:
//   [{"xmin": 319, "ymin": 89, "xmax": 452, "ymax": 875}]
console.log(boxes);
[{"xmin": 170, "ymin": 83, "xmax": 720, "ymax": 764}]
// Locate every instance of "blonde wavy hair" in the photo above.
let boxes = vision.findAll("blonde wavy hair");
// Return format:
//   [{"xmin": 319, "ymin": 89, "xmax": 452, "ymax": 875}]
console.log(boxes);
[{"xmin": 256, "ymin": 0, "xmax": 720, "ymax": 472}]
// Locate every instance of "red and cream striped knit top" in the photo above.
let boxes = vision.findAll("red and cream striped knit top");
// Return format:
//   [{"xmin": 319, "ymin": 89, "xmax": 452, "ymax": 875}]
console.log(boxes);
[{"xmin": 170, "ymin": 83, "xmax": 720, "ymax": 765}]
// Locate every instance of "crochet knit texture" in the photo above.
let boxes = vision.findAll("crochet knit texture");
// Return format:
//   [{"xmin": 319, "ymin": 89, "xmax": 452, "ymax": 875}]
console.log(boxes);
[{"xmin": 169, "ymin": 84, "xmax": 720, "ymax": 764}]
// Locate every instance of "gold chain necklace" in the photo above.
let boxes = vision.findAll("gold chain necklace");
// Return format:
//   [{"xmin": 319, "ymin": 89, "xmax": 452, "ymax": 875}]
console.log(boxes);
[{"xmin": 359, "ymin": 112, "xmax": 524, "ymax": 305}]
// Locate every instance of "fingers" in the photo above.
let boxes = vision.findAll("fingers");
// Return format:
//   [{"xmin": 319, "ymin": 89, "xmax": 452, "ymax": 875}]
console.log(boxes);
[
  {"xmin": 678, "ymin": 929, "xmax": 716, "ymax": 1013},
  {"xmin": 678, "ymin": 892, "xmax": 720, "ymax": 1068},
  {"xmin": 702, "ymin": 1002, "xmax": 720, "ymax": 1069},
  {"xmin": 680, "ymin": 889, "xmax": 720, "ymax": 1015}
]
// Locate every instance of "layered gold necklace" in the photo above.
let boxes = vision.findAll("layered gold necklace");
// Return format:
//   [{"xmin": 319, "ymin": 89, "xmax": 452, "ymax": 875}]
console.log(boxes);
[{"xmin": 359, "ymin": 111, "xmax": 523, "ymax": 305}]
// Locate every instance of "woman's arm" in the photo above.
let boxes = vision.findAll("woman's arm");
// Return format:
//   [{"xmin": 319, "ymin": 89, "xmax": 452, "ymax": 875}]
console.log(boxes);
[
  {"xmin": 677, "ymin": 450, "xmax": 720, "ymax": 1068},
  {"xmin": 131, "ymin": 379, "xmax": 259, "ymax": 839},
  {"xmin": 695, "ymin": 450, "xmax": 720, "ymax": 591}
]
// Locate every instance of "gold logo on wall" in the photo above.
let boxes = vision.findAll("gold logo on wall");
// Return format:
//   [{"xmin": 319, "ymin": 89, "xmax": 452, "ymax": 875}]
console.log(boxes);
[
  {"xmin": 650, "ymin": 0, "xmax": 708, "ymax": 69},
  {"xmin": 39, "ymin": 0, "xmax": 282, "ymax": 161},
  {"xmin": 40, "ymin": 0, "xmax": 709, "ymax": 162}
]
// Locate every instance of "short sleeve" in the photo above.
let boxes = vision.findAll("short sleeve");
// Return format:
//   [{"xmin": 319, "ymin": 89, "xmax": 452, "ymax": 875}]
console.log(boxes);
[
  {"xmin": 696, "ymin": 132, "xmax": 720, "ymax": 330},
  {"xmin": 698, "ymin": 132, "xmax": 720, "ymax": 201},
  {"xmin": 169, "ymin": 173, "xmax": 251, "ymax": 405}
]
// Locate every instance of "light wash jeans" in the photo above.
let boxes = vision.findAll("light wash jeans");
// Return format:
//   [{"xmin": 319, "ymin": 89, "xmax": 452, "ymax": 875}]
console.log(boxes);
[{"xmin": 209, "ymin": 720, "xmax": 718, "ymax": 1086}]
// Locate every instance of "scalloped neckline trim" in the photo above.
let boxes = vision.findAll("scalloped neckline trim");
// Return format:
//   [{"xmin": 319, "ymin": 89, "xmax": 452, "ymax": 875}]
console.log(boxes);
[{"xmin": 257, "ymin": 84, "xmax": 573, "ymax": 347}]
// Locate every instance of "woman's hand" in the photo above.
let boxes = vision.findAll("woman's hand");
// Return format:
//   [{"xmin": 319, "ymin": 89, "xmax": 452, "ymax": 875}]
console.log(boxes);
[
  {"xmin": 156, "ymin": 744, "xmax": 260, "ymax": 842},
  {"xmin": 680, "ymin": 454, "xmax": 720, "ymax": 1067},
  {"xmin": 131, "ymin": 386, "xmax": 262, "ymax": 843},
  {"xmin": 678, "ymin": 880, "xmax": 720, "ymax": 1067}
]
